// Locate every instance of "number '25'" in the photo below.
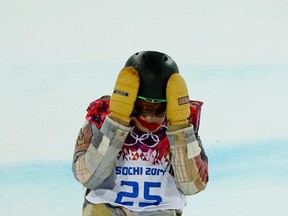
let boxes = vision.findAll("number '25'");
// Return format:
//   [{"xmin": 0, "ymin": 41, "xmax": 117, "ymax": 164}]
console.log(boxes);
[{"xmin": 115, "ymin": 180, "xmax": 162, "ymax": 207}]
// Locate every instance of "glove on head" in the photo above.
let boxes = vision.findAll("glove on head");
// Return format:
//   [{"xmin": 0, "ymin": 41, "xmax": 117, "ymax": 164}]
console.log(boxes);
[
  {"xmin": 166, "ymin": 73, "xmax": 190, "ymax": 126},
  {"xmin": 109, "ymin": 66, "xmax": 140, "ymax": 126}
]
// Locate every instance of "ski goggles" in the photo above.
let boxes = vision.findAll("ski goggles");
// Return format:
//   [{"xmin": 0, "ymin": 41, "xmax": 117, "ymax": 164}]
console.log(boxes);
[{"xmin": 133, "ymin": 97, "xmax": 167, "ymax": 117}]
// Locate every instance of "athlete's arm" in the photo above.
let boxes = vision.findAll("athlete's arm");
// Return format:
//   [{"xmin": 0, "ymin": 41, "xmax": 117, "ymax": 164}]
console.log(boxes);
[
  {"xmin": 167, "ymin": 126, "xmax": 208, "ymax": 195},
  {"xmin": 72, "ymin": 116, "xmax": 130, "ymax": 190}
]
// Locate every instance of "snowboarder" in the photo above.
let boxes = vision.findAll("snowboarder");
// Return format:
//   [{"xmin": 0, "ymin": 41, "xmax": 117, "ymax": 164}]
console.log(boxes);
[{"xmin": 72, "ymin": 51, "xmax": 208, "ymax": 216}]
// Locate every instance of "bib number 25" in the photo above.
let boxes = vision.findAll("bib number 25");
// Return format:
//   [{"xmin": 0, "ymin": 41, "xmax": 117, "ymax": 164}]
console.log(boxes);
[{"xmin": 115, "ymin": 180, "xmax": 162, "ymax": 207}]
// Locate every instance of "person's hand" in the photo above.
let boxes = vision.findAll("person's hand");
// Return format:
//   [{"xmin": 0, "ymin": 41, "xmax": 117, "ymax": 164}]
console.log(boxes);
[
  {"xmin": 166, "ymin": 73, "xmax": 190, "ymax": 129},
  {"xmin": 109, "ymin": 66, "xmax": 140, "ymax": 126}
]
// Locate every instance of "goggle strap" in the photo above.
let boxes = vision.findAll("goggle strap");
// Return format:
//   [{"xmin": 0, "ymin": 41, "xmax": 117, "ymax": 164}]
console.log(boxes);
[{"xmin": 137, "ymin": 95, "xmax": 167, "ymax": 103}]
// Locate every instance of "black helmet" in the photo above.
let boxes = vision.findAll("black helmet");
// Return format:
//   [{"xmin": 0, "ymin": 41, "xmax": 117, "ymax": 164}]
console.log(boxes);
[{"xmin": 125, "ymin": 51, "xmax": 179, "ymax": 102}]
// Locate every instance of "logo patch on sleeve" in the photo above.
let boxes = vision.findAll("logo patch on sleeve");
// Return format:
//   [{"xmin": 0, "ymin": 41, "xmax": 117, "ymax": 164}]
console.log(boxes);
[
  {"xmin": 113, "ymin": 89, "xmax": 129, "ymax": 97},
  {"xmin": 178, "ymin": 96, "xmax": 190, "ymax": 105}
]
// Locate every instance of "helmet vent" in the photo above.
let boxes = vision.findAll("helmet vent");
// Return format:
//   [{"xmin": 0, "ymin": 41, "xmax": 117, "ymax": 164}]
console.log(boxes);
[{"xmin": 162, "ymin": 55, "xmax": 168, "ymax": 62}]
